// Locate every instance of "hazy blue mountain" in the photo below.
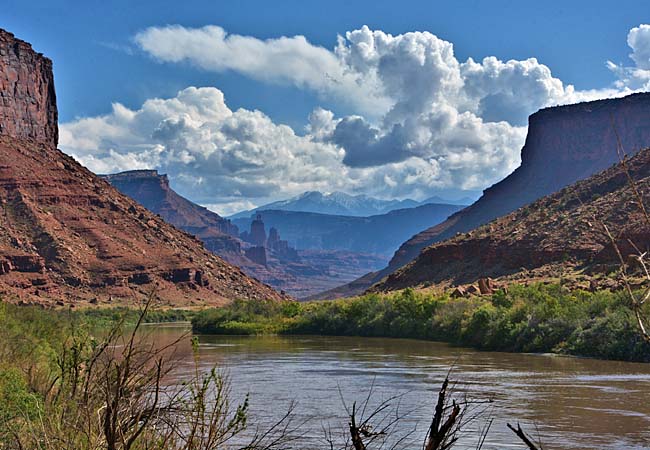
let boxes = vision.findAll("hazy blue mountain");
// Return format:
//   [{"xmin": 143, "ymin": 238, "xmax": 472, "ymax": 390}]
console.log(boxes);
[
  {"xmin": 229, "ymin": 191, "xmax": 470, "ymax": 218},
  {"xmin": 421, "ymin": 195, "xmax": 476, "ymax": 206},
  {"xmin": 231, "ymin": 202, "xmax": 464, "ymax": 256}
]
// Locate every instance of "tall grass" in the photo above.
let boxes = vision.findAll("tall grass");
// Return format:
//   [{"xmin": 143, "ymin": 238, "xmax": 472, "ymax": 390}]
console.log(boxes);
[{"xmin": 0, "ymin": 301, "xmax": 293, "ymax": 449}]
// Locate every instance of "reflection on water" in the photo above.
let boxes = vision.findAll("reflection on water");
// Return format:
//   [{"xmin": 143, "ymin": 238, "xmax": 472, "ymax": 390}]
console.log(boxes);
[{"xmin": 142, "ymin": 323, "xmax": 650, "ymax": 450}]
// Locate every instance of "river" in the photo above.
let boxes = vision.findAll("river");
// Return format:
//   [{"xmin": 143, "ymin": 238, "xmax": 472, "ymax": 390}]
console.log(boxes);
[{"xmin": 144, "ymin": 323, "xmax": 650, "ymax": 450}]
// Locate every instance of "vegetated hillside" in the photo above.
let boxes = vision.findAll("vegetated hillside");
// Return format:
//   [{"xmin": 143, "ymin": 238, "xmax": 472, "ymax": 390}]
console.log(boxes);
[
  {"xmin": 229, "ymin": 190, "xmax": 470, "ymax": 219},
  {"xmin": 0, "ymin": 28, "xmax": 284, "ymax": 306},
  {"xmin": 323, "ymin": 92, "xmax": 650, "ymax": 299},
  {"xmin": 104, "ymin": 170, "xmax": 386, "ymax": 298},
  {"xmin": 373, "ymin": 147, "xmax": 650, "ymax": 292},
  {"xmin": 232, "ymin": 203, "xmax": 464, "ymax": 255}
]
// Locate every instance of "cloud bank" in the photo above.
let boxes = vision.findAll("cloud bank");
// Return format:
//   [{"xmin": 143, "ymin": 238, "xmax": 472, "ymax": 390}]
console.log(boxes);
[{"xmin": 60, "ymin": 24, "xmax": 650, "ymax": 215}]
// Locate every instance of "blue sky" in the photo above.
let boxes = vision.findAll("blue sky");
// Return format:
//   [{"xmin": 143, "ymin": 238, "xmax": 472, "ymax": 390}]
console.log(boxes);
[
  {"xmin": 5, "ymin": 0, "xmax": 648, "ymax": 123},
  {"xmin": 3, "ymin": 1, "xmax": 650, "ymax": 214}
]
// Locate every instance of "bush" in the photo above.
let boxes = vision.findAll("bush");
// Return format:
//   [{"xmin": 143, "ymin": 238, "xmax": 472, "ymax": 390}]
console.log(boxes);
[
  {"xmin": 0, "ymin": 368, "xmax": 41, "ymax": 427},
  {"xmin": 192, "ymin": 284, "xmax": 650, "ymax": 362}
]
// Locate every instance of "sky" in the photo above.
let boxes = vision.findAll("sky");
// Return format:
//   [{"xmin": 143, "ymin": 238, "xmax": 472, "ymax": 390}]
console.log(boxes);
[{"xmin": 3, "ymin": 1, "xmax": 650, "ymax": 215}]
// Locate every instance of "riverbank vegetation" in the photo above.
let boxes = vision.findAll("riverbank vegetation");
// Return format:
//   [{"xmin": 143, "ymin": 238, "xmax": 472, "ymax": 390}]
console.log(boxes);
[
  {"xmin": 0, "ymin": 303, "xmax": 538, "ymax": 450},
  {"xmin": 0, "ymin": 299, "xmax": 544, "ymax": 450},
  {"xmin": 0, "ymin": 300, "xmax": 294, "ymax": 450},
  {"xmin": 192, "ymin": 283, "xmax": 650, "ymax": 362}
]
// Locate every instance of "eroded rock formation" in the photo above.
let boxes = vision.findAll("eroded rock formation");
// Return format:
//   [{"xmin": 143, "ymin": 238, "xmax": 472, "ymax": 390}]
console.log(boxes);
[
  {"xmin": 106, "ymin": 172, "xmax": 386, "ymax": 298},
  {"xmin": 373, "ymin": 147, "xmax": 650, "ymax": 292},
  {"xmin": 390, "ymin": 93, "xmax": 650, "ymax": 271},
  {"xmin": 0, "ymin": 28, "xmax": 285, "ymax": 306}
]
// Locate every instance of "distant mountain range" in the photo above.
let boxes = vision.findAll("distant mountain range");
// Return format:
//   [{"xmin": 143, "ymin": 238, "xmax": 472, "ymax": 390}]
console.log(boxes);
[
  {"xmin": 228, "ymin": 191, "xmax": 473, "ymax": 218},
  {"xmin": 103, "ymin": 171, "xmax": 464, "ymax": 298},
  {"xmin": 231, "ymin": 203, "xmax": 464, "ymax": 256}
]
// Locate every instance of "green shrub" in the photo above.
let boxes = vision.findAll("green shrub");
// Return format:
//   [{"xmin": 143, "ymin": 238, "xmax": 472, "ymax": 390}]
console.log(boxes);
[
  {"xmin": 0, "ymin": 367, "xmax": 41, "ymax": 424},
  {"xmin": 191, "ymin": 284, "xmax": 650, "ymax": 361}
]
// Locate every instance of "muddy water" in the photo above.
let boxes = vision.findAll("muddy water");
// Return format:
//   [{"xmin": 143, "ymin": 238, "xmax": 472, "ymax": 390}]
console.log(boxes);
[{"xmin": 145, "ymin": 323, "xmax": 650, "ymax": 450}]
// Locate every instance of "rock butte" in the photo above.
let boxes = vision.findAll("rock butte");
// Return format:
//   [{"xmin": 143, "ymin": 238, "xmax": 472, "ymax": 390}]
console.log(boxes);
[
  {"xmin": 103, "ymin": 170, "xmax": 391, "ymax": 298},
  {"xmin": 321, "ymin": 92, "xmax": 650, "ymax": 299}
]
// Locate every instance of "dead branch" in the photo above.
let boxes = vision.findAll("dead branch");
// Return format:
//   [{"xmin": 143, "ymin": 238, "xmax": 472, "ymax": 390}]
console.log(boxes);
[{"xmin": 507, "ymin": 423, "xmax": 541, "ymax": 450}]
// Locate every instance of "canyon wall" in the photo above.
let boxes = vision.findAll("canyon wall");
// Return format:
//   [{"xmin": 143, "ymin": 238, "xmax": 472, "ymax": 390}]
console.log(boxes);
[
  {"xmin": 0, "ymin": 29, "xmax": 58, "ymax": 147},
  {"xmin": 0, "ymin": 28, "xmax": 285, "ymax": 306},
  {"xmin": 390, "ymin": 93, "xmax": 650, "ymax": 271},
  {"xmin": 320, "ymin": 92, "xmax": 650, "ymax": 298},
  {"xmin": 374, "ymin": 147, "xmax": 650, "ymax": 292}
]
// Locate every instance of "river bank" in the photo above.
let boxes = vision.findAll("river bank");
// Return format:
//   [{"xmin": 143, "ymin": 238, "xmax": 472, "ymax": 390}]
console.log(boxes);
[
  {"xmin": 4, "ymin": 295, "xmax": 650, "ymax": 449},
  {"xmin": 192, "ymin": 283, "xmax": 650, "ymax": 362}
]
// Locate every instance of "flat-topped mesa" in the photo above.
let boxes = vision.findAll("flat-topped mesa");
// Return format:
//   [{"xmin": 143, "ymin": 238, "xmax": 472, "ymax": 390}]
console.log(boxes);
[
  {"xmin": 102, "ymin": 170, "xmax": 240, "ymax": 236},
  {"xmin": 480, "ymin": 92, "xmax": 650, "ymax": 218},
  {"xmin": 388, "ymin": 92, "xmax": 650, "ymax": 270},
  {"xmin": 318, "ymin": 92, "xmax": 650, "ymax": 299},
  {"xmin": 0, "ymin": 29, "xmax": 58, "ymax": 147},
  {"xmin": 373, "ymin": 146, "xmax": 650, "ymax": 293},
  {"xmin": 104, "ymin": 169, "xmax": 164, "ymax": 180}
]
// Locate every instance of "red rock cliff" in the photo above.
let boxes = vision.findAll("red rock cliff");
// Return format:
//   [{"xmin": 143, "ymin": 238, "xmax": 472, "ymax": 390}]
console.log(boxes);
[
  {"xmin": 374, "ymin": 146, "xmax": 650, "ymax": 292},
  {"xmin": 399, "ymin": 93, "xmax": 650, "ymax": 264},
  {"xmin": 0, "ymin": 29, "xmax": 57, "ymax": 147},
  {"xmin": 0, "ymin": 28, "xmax": 286, "ymax": 306},
  {"xmin": 323, "ymin": 92, "xmax": 650, "ymax": 298}
]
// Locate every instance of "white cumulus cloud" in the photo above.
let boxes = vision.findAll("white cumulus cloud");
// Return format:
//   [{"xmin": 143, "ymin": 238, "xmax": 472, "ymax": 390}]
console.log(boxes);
[
  {"xmin": 628, "ymin": 24, "xmax": 650, "ymax": 70},
  {"xmin": 60, "ymin": 86, "xmax": 522, "ymax": 213},
  {"xmin": 134, "ymin": 25, "xmax": 389, "ymax": 116},
  {"xmin": 59, "ymin": 24, "xmax": 650, "ymax": 213},
  {"xmin": 607, "ymin": 24, "xmax": 650, "ymax": 90}
]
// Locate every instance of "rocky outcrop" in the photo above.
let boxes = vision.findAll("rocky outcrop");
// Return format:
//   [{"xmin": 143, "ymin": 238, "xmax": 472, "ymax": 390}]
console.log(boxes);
[
  {"xmin": 0, "ymin": 29, "xmax": 57, "ymax": 147},
  {"xmin": 105, "ymin": 170, "xmax": 385, "ymax": 298},
  {"xmin": 244, "ymin": 246, "xmax": 267, "ymax": 267},
  {"xmin": 391, "ymin": 93, "xmax": 650, "ymax": 270},
  {"xmin": 248, "ymin": 214, "xmax": 267, "ymax": 247},
  {"xmin": 0, "ymin": 134, "xmax": 286, "ymax": 306},
  {"xmin": 0, "ymin": 29, "xmax": 285, "ymax": 306},
  {"xmin": 267, "ymin": 227, "xmax": 300, "ymax": 262},
  {"xmin": 329, "ymin": 93, "xmax": 650, "ymax": 298},
  {"xmin": 102, "ymin": 170, "xmax": 239, "ymax": 236},
  {"xmin": 372, "ymin": 147, "xmax": 650, "ymax": 292},
  {"xmin": 232, "ymin": 204, "xmax": 464, "ymax": 256},
  {"xmin": 103, "ymin": 170, "xmax": 248, "ymax": 263}
]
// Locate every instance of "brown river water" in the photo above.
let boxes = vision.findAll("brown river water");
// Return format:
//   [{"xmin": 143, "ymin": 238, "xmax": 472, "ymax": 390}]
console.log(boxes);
[{"xmin": 143, "ymin": 323, "xmax": 650, "ymax": 450}]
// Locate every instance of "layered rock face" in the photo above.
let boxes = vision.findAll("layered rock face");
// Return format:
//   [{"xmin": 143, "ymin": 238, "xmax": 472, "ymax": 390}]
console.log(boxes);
[
  {"xmin": 374, "ymin": 146, "xmax": 650, "ymax": 292},
  {"xmin": 102, "ymin": 170, "xmax": 240, "ymax": 239},
  {"xmin": 328, "ymin": 93, "xmax": 650, "ymax": 298},
  {"xmin": 0, "ymin": 29, "xmax": 284, "ymax": 306},
  {"xmin": 0, "ymin": 30, "xmax": 57, "ymax": 147}
]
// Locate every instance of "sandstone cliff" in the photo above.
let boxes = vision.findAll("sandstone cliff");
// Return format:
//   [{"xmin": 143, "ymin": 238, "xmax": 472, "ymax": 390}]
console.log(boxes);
[
  {"xmin": 322, "ymin": 93, "xmax": 650, "ymax": 298},
  {"xmin": 373, "ymin": 146, "xmax": 650, "ymax": 291},
  {"xmin": 102, "ymin": 170, "xmax": 242, "ymax": 254},
  {"xmin": 0, "ymin": 29, "xmax": 284, "ymax": 306},
  {"xmin": 0, "ymin": 30, "xmax": 57, "ymax": 147}
]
